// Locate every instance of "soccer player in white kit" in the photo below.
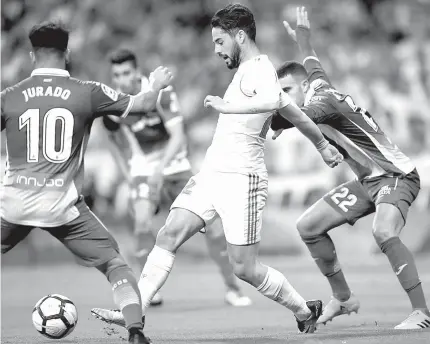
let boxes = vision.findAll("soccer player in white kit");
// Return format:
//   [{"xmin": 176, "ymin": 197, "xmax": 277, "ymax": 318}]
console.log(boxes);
[{"xmin": 92, "ymin": 4, "xmax": 343, "ymax": 335}]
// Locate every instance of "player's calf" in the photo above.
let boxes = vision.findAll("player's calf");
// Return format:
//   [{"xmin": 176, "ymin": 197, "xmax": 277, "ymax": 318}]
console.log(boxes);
[
  {"xmin": 373, "ymin": 204, "xmax": 429, "ymax": 315},
  {"xmin": 297, "ymin": 205, "xmax": 352, "ymax": 302},
  {"xmin": 228, "ymin": 244, "xmax": 315, "ymax": 326},
  {"xmin": 95, "ymin": 256, "xmax": 143, "ymax": 330}
]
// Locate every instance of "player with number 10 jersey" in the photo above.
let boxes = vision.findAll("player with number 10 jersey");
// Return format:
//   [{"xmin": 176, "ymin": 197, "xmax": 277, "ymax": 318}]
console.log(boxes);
[
  {"xmin": 1, "ymin": 21, "xmax": 174, "ymax": 344},
  {"xmin": 1, "ymin": 73, "xmax": 136, "ymax": 227}
]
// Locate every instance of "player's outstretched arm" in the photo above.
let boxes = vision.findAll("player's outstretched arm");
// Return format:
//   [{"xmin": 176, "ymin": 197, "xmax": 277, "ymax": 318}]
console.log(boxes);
[
  {"xmin": 204, "ymin": 61, "xmax": 290, "ymax": 114},
  {"xmin": 130, "ymin": 66, "xmax": 174, "ymax": 113},
  {"xmin": 204, "ymin": 94, "xmax": 286, "ymax": 114},
  {"xmin": 278, "ymin": 102, "xmax": 343, "ymax": 168},
  {"xmin": 283, "ymin": 7, "xmax": 331, "ymax": 85}
]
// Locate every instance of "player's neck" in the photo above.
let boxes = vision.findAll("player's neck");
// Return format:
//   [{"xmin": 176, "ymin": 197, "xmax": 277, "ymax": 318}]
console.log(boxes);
[
  {"xmin": 33, "ymin": 60, "xmax": 66, "ymax": 71},
  {"xmin": 239, "ymin": 44, "xmax": 261, "ymax": 65}
]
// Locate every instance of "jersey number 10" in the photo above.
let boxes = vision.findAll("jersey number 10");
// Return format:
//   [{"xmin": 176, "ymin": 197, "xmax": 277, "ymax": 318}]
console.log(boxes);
[{"xmin": 19, "ymin": 108, "xmax": 74, "ymax": 163}]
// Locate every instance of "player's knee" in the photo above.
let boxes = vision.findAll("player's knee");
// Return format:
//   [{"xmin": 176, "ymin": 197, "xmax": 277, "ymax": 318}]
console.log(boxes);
[
  {"xmin": 372, "ymin": 225, "xmax": 396, "ymax": 246},
  {"xmin": 373, "ymin": 204, "xmax": 404, "ymax": 245},
  {"xmin": 296, "ymin": 211, "xmax": 324, "ymax": 239},
  {"xmin": 230, "ymin": 258, "xmax": 257, "ymax": 283},
  {"xmin": 96, "ymin": 255, "xmax": 130, "ymax": 281}
]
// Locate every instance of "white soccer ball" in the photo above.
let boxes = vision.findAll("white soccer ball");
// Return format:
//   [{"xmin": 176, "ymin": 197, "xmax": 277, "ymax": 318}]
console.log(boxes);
[{"xmin": 32, "ymin": 294, "xmax": 78, "ymax": 339}]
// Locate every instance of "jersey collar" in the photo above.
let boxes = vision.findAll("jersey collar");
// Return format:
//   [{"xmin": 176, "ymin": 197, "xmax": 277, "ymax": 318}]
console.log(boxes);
[{"xmin": 31, "ymin": 68, "xmax": 70, "ymax": 77}]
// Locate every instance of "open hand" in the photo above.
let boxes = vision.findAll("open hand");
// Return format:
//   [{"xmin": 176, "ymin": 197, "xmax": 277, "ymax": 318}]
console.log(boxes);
[{"xmin": 283, "ymin": 7, "xmax": 310, "ymax": 42}]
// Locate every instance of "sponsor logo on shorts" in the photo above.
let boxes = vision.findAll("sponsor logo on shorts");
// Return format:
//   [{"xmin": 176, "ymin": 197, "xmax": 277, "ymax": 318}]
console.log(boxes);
[{"xmin": 378, "ymin": 185, "xmax": 391, "ymax": 198}]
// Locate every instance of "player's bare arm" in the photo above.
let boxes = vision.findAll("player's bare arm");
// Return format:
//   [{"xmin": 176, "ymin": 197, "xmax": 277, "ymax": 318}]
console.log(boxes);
[
  {"xmin": 130, "ymin": 66, "xmax": 173, "ymax": 113},
  {"xmin": 284, "ymin": 7, "xmax": 331, "ymax": 85},
  {"xmin": 204, "ymin": 94, "xmax": 283, "ymax": 114},
  {"xmin": 277, "ymin": 102, "xmax": 343, "ymax": 168}
]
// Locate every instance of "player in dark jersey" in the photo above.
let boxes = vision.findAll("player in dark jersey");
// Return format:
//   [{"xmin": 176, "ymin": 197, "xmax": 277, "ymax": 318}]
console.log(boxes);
[
  {"xmin": 270, "ymin": 8, "xmax": 429, "ymax": 330},
  {"xmin": 1, "ymin": 22, "xmax": 174, "ymax": 344},
  {"xmin": 93, "ymin": 49, "xmax": 252, "ymax": 309}
]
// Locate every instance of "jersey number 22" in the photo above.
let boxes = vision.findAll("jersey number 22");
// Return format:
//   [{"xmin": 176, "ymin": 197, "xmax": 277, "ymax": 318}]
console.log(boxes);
[{"xmin": 19, "ymin": 108, "xmax": 74, "ymax": 163}]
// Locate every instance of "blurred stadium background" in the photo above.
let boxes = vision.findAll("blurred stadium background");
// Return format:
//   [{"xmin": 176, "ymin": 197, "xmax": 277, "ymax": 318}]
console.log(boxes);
[{"xmin": 1, "ymin": 0, "xmax": 430, "ymax": 267}]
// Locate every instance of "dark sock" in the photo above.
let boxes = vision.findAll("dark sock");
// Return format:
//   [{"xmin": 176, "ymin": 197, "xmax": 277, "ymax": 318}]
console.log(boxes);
[
  {"xmin": 303, "ymin": 233, "xmax": 351, "ymax": 301},
  {"xmin": 380, "ymin": 236, "xmax": 428, "ymax": 311},
  {"xmin": 108, "ymin": 265, "xmax": 143, "ymax": 330}
]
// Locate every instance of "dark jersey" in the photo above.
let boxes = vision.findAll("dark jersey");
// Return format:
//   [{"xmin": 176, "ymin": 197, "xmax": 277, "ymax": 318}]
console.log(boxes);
[
  {"xmin": 102, "ymin": 77, "xmax": 190, "ymax": 177},
  {"xmin": 1, "ymin": 68, "xmax": 133, "ymax": 227},
  {"xmin": 271, "ymin": 57, "xmax": 415, "ymax": 180}
]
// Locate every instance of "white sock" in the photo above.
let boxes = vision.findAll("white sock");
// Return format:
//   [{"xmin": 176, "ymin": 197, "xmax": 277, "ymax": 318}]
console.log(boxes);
[
  {"xmin": 257, "ymin": 266, "xmax": 310, "ymax": 320},
  {"xmin": 138, "ymin": 245, "xmax": 175, "ymax": 314}
]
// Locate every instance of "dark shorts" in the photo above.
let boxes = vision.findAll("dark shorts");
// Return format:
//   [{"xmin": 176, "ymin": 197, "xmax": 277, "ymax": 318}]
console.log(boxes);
[
  {"xmin": 323, "ymin": 169, "xmax": 420, "ymax": 225},
  {"xmin": 130, "ymin": 170, "xmax": 193, "ymax": 211},
  {"xmin": 1, "ymin": 198, "xmax": 120, "ymax": 267}
]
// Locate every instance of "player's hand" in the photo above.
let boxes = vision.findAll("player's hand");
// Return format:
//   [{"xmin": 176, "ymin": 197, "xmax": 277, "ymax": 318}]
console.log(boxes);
[
  {"xmin": 272, "ymin": 129, "xmax": 285, "ymax": 140},
  {"xmin": 283, "ymin": 7, "xmax": 310, "ymax": 42},
  {"xmin": 320, "ymin": 144, "xmax": 344, "ymax": 168},
  {"xmin": 204, "ymin": 95, "xmax": 227, "ymax": 113},
  {"xmin": 149, "ymin": 66, "xmax": 173, "ymax": 92}
]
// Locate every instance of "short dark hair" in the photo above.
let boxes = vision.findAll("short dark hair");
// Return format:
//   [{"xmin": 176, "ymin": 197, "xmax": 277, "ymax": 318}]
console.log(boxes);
[
  {"xmin": 29, "ymin": 22, "xmax": 69, "ymax": 53},
  {"xmin": 211, "ymin": 4, "xmax": 256, "ymax": 42},
  {"xmin": 277, "ymin": 61, "xmax": 308, "ymax": 79},
  {"xmin": 109, "ymin": 49, "xmax": 138, "ymax": 68}
]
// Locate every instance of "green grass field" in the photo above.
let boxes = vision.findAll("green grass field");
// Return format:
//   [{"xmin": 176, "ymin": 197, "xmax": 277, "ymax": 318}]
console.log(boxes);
[{"xmin": 2, "ymin": 255, "xmax": 430, "ymax": 344}]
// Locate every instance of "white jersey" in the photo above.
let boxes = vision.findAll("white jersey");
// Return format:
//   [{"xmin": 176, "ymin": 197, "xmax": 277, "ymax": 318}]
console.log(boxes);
[{"xmin": 202, "ymin": 55, "xmax": 290, "ymax": 174}]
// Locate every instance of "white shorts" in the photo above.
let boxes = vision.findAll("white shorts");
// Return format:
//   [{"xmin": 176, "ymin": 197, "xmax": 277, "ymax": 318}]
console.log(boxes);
[{"xmin": 171, "ymin": 171, "xmax": 268, "ymax": 245}]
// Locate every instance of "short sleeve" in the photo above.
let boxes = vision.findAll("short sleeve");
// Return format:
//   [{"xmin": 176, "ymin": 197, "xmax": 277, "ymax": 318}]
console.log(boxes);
[
  {"xmin": 88, "ymin": 81, "xmax": 134, "ymax": 119},
  {"xmin": 240, "ymin": 58, "xmax": 291, "ymax": 109}
]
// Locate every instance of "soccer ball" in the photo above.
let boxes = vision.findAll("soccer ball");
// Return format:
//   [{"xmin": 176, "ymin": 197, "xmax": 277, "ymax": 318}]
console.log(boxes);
[{"xmin": 32, "ymin": 294, "xmax": 78, "ymax": 339}]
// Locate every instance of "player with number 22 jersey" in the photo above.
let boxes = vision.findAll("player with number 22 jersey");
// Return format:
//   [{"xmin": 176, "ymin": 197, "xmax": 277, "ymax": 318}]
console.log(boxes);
[{"xmin": 271, "ymin": 7, "xmax": 429, "ymax": 330}]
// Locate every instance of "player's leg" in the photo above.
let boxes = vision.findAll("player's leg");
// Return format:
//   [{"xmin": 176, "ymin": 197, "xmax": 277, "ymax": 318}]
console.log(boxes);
[
  {"xmin": 137, "ymin": 207, "xmax": 206, "ymax": 313},
  {"xmin": 369, "ymin": 170, "xmax": 430, "ymax": 329},
  {"xmin": 214, "ymin": 173, "xmax": 321, "ymax": 333},
  {"xmin": 92, "ymin": 172, "xmax": 217, "ymax": 325},
  {"xmin": 130, "ymin": 177, "xmax": 159, "ymax": 266},
  {"xmin": 137, "ymin": 173, "xmax": 217, "ymax": 315},
  {"xmin": 299, "ymin": 181, "xmax": 373, "ymax": 324},
  {"xmin": 1, "ymin": 218, "xmax": 33, "ymax": 254},
  {"xmin": 204, "ymin": 218, "xmax": 252, "ymax": 306},
  {"xmin": 45, "ymin": 198, "xmax": 149, "ymax": 342},
  {"xmin": 165, "ymin": 171, "xmax": 251, "ymax": 306},
  {"xmin": 297, "ymin": 199, "xmax": 351, "ymax": 302}
]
